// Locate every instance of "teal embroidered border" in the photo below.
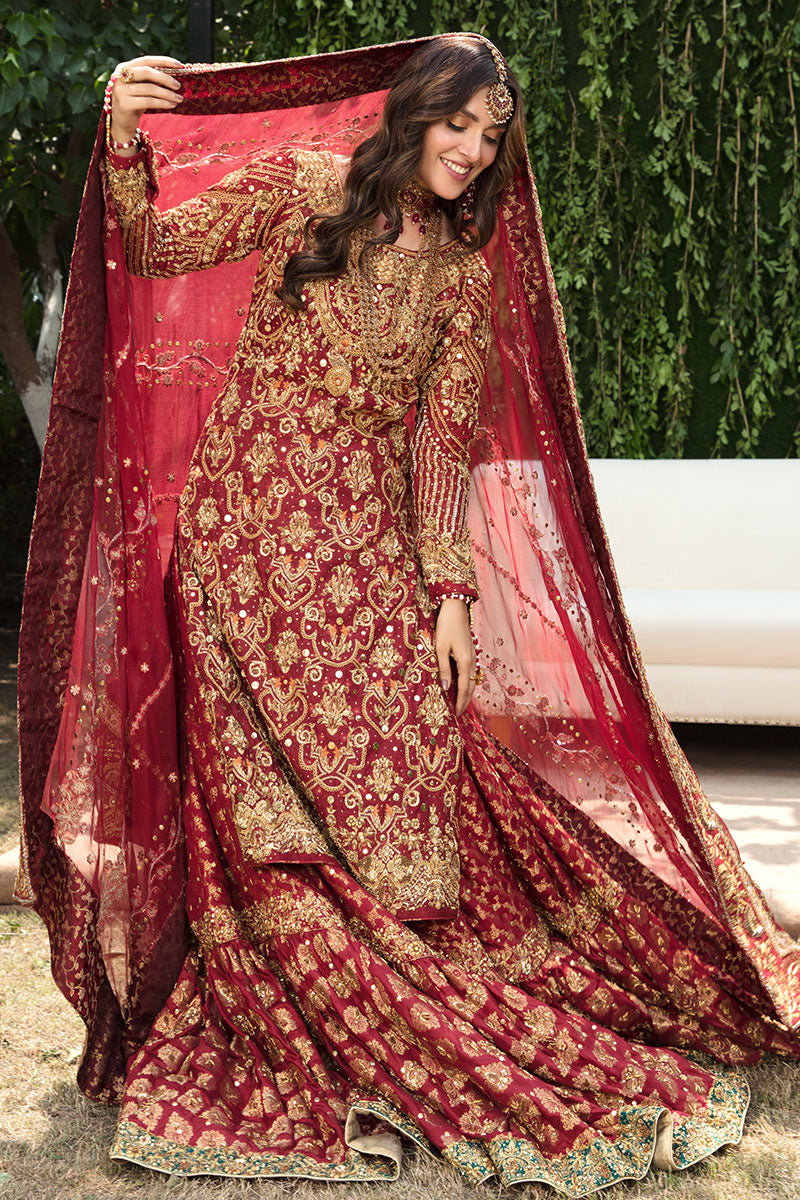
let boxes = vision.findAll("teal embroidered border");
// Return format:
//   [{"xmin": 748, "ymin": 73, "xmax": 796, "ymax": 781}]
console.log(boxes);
[
  {"xmin": 444, "ymin": 1067, "xmax": 750, "ymax": 1195},
  {"xmin": 111, "ymin": 1068, "xmax": 749, "ymax": 1195},
  {"xmin": 111, "ymin": 1123, "xmax": 399, "ymax": 1182}
]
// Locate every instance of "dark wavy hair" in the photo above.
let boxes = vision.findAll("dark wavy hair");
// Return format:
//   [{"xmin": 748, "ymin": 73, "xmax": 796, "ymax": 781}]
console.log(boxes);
[{"xmin": 277, "ymin": 35, "xmax": 526, "ymax": 309}]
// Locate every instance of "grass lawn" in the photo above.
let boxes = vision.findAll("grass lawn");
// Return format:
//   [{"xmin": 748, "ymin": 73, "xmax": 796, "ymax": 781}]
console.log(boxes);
[{"xmin": 1, "ymin": 627, "xmax": 799, "ymax": 1199}]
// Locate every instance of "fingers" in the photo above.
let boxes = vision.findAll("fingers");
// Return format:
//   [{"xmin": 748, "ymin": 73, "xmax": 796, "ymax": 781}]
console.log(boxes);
[
  {"xmin": 116, "ymin": 55, "xmax": 184, "ymax": 70},
  {"xmin": 436, "ymin": 642, "xmax": 451, "ymax": 693},
  {"xmin": 435, "ymin": 636, "xmax": 476, "ymax": 716},
  {"xmin": 453, "ymin": 650, "xmax": 476, "ymax": 717},
  {"xmin": 126, "ymin": 65, "xmax": 183, "ymax": 89},
  {"xmin": 434, "ymin": 599, "xmax": 477, "ymax": 715},
  {"xmin": 133, "ymin": 56, "xmax": 184, "ymax": 67},
  {"xmin": 125, "ymin": 84, "xmax": 184, "ymax": 106},
  {"xmin": 111, "ymin": 64, "xmax": 183, "ymax": 126},
  {"xmin": 119, "ymin": 95, "xmax": 184, "ymax": 112}
]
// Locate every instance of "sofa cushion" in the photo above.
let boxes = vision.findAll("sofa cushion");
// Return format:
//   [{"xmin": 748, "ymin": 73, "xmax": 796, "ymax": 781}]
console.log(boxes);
[
  {"xmin": 623, "ymin": 588, "xmax": 800, "ymax": 667},
  {"xmin": 644, "ymin": 665, "xmax": 800, "ymax": 725}
]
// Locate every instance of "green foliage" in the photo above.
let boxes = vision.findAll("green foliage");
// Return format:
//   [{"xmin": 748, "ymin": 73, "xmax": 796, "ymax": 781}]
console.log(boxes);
[
  {"xmin": 0, "ymin": 1, "xmax": 188, "ymax": 243},
  {"xmin": 486, "ymin": 0, "xmax": 800, "ymax": 458},
  {"xmin": 1, "ymin": 0, "xmax": 798, "ymax": 458}
]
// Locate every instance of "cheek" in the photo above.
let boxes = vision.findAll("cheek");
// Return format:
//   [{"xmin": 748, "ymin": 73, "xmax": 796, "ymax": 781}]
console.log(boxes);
[
  {"xmin": 425, "ymin": 138, "xmax": 444, "ymax": 165},
  {"xmin": 425, "ymin": 124, "xmax": 456, "ymax": 161},
  {"xmin": 483, "ymin": 142, "xmax": 499, "ymax": 167}
]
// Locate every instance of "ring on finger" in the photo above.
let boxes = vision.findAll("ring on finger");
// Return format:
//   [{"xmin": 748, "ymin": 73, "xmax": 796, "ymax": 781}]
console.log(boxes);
[{"xmin": 119, "ymin": 66, "xmax": 135, "ymax": 84}]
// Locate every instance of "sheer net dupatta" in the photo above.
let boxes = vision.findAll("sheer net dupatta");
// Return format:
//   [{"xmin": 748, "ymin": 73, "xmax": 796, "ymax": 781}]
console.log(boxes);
[
  {"xmin": 470, "ymin": 180, "xmax": 799, "ymax": 1028},
  {"xmin": 17, "ymin": 43, "xmax": 420, "ymax": 1100},
  {"xmin": 16, "ymin": 34, "xmax": 799, "ymax": 1103}
]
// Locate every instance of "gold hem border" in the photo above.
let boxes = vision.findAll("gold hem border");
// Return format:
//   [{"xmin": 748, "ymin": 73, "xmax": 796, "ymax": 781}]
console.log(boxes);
[{"xmin": 110, "ymin": 1069, "xmax": 749, "ymax": 1195}]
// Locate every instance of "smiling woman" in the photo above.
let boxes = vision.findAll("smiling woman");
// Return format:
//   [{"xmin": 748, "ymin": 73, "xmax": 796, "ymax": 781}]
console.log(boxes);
[
  {"xmin": 416, "ymin": 95, "xmax": 506, "ymax": 188},
  {"xmin": 17, "ymin": 29, "xmax": 800, "ymax": 1199},
  {"xmin": 276, "ymin": 37, "xmax": 526, "ymax": 308}
]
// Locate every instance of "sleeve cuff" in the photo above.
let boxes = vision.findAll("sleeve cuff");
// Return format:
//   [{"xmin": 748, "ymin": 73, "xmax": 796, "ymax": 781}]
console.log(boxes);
[
  {"xmin": 105, "ymin": 146, "xmax": 146, "ymax": 170},
  {"xmin": 427, "ymin": 583, "xmax": 479, "ymax": 606},
  {"xmin": 104, "ymin": 129, "xmax": 159, "ymax": 190}
]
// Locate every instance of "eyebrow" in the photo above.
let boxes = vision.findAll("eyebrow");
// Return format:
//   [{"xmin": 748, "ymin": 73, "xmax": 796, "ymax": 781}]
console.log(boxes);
[{"xmin": 458, "ymin": 106, "xmax": 507, "ymax": 131}]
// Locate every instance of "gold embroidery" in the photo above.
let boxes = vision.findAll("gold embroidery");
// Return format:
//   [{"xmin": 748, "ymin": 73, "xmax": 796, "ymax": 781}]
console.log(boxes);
[
  {"xmin": 105, "ymin": 150, "xmax": 300, "ymax": 277},
  {"xmin": 115, "ymin": 148, "xmax": 492, "ymax": 916}
]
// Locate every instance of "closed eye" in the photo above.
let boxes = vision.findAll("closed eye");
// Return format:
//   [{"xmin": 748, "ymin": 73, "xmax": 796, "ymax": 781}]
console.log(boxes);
[{"xmin": 446, "ymin": 119, "xmax": 500, "ymax": 146}]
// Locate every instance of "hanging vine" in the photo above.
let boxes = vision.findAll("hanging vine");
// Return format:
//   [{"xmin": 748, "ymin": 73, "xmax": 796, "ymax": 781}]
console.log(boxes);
[{"xmin": 208, "ymin": 0, "xmax": 800, "ymax": 457}]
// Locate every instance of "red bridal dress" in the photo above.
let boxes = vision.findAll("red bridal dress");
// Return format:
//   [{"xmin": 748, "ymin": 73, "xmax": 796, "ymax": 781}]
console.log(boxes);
[{"xmin": 17, "ymin": 36, "xmax": 800, "ymax": 1196}]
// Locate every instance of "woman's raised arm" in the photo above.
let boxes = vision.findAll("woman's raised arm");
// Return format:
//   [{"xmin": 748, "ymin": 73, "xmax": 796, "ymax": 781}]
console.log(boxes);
[{"xmin": 103, "ymin": 55, "xmax": 296, "ymax": 278}]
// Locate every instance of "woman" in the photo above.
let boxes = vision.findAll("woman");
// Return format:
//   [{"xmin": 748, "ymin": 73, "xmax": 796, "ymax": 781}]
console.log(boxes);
[{"xmin": 17, "ymin": 33, "xmax": 800, "ymax": 1193}]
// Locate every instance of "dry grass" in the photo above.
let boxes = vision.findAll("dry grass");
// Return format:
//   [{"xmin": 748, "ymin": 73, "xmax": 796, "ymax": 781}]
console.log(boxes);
[
  {"xmin": 0, "ymin": 628, "xmax": 21, "ymax": 857},
  {"xmin": 1, "ymin": 626, "xmax": 799, "ymax": 1199}
]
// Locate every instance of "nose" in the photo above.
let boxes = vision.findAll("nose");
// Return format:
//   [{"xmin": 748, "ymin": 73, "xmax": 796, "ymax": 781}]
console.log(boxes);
[{"xmin": 457, "ymin": 126, "xmax": 484, "ymax": 164}]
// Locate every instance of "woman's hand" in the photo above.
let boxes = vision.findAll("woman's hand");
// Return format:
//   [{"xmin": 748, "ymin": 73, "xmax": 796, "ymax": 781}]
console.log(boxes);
[
  {"xmin": 435, "ymin": 598, "xmax": 477, "ymax": 717},
  {"xmin": 108, "ymin": 55, "xmax": 184, "ymax": 147}
]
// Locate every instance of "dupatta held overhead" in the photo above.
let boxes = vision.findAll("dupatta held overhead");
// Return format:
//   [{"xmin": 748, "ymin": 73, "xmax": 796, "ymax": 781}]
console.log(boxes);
[{"xmin": 16, "ymin": 32, "xmax": 800, "ymax": 1188}]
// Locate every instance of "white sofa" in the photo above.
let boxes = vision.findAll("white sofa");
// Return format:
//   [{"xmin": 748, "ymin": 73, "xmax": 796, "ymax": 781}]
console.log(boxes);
[{"xmin": 589, "ymin": 459, "xmax": 800, "ymax": 725}]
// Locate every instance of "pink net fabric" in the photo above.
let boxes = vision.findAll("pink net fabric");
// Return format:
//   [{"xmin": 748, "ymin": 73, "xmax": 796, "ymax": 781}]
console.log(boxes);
[{"xmin": 18, "ymin": 38, "xmax": 799, "ymax": 1100}]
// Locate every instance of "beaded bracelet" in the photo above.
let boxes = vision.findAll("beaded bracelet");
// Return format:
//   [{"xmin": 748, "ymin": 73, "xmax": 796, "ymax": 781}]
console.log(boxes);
[
  {"xmin": 105, "ymin": 110, "xmax": 143, "ymax": 153},
  {"xmin": 437, "ymin": 591, "xmax": 476, "ymax": 630},
  {"xmin": 102, "ymin": 71, "xmax": 119, "ymax": 117},
  {"xmin": 103, "ymin": 69, "xmax": 143, "ymax": 153}
]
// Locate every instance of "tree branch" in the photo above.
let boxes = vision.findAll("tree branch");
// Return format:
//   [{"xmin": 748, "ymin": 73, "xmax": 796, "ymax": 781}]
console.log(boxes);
[{"xmin": 0, "ymin": 217, "xmax": 50, "ymax": 451}]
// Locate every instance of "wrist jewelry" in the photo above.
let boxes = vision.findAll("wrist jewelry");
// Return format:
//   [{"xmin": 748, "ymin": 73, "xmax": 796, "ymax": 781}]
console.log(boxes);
[
  {"xmin": 103, "ymin": 72, "xmax": 119, "ymax": 117},
  {"xmin": 103, "ymin": 67, "xmax": 142, "ymax": 152},
  {"xmin": 105, "ymin": 110, "xmax": 143, "ymax": 152}
]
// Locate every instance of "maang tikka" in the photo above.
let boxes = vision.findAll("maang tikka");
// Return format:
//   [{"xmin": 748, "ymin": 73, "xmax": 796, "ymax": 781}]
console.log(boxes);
[{"xmin": 485, "ymin": 44, "xmax": 514, "ymax": 125}]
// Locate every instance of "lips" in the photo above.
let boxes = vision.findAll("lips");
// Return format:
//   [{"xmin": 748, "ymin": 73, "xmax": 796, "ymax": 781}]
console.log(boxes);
[{"xmin": 440, "ymin": 156, "xmax": 471, "ymax": 180}]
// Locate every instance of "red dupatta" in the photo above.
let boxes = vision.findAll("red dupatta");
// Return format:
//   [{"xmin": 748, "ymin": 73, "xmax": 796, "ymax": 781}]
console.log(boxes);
[{"xmin": 17, "ymin": 34, "xmax": 798, "ymax": 1101}]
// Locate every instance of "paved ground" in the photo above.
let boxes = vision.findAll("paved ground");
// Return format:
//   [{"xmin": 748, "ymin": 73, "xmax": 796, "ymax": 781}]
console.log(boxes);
[{"xmin": 675, "ymin": 723, "xmax": 800, "ymax": 936}]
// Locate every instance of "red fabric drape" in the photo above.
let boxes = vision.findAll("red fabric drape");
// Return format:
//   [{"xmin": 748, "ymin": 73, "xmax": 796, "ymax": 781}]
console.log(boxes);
[{"xmin": 17, "ymin": 35, "xmax": 798, "ymax": 1103}]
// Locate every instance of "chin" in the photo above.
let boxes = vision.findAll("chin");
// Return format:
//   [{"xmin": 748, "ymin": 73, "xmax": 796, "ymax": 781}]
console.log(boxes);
[{"xmin": 430, "ymin": 172, "xmax": 470, "ymax": 202}]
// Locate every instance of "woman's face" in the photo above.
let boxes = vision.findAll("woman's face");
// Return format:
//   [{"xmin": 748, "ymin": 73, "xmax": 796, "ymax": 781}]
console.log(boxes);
[{"xmin": 414, "ymin": 85, "xmax": 505, "ymax": 199}]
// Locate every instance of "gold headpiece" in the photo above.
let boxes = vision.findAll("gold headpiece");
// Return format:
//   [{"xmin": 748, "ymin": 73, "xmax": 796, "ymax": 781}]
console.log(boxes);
[{"xmin": 485, "ymin": 44, "xmax": 514, "ymax": 125}]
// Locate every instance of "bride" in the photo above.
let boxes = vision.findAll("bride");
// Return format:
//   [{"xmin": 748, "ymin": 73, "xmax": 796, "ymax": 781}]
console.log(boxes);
[{"xmin": 16, "ymin": 31, "xmax": 799, "ymax": 1193}]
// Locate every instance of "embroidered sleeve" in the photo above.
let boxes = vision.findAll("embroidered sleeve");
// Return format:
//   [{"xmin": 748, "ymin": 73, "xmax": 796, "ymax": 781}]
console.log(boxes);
[
  {"xmin": 104, "ymin": 141, "xmax": 298, "ymax": 277},
  {"xmin": 412, "ymin": 264, "xmax": 492, "ymax": 605}
]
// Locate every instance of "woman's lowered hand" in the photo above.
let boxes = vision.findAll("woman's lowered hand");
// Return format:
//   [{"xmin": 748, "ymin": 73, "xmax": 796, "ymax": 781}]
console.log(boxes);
[{"xmin": 435, "ymin": 598, "xmax": 476, "ymax": 717}]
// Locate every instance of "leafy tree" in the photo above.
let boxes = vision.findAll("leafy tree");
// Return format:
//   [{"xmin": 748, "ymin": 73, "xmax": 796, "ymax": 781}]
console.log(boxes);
[
  {"xmin": 0, "ymin": 0, "xmax": 423, "ymax": 451},
  {"xmin": 0, "ymin": 1, "xmax": 193, "ymax": 449}
]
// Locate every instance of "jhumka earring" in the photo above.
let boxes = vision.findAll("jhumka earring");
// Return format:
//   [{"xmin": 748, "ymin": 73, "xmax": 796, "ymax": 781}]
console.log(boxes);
[
  {"xmin": 461, "ymin": 180, "xmax": 476, "ymax": 225},
  {"xmin": 485, "ymin": 44, "xmax": 514, "ymax": 125}
]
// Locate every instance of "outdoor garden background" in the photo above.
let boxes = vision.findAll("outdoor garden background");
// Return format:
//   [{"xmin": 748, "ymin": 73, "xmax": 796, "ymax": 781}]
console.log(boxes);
[{"xmin": 0, "ymin": 2, "xmax": 799, "ymax": 1198}]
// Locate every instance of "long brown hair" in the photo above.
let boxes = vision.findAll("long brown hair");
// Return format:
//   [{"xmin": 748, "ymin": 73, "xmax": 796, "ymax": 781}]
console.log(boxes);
[{"xmin": 277, "ymin": 35, "xmax": 526, "ymax": 309}]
